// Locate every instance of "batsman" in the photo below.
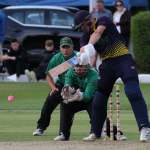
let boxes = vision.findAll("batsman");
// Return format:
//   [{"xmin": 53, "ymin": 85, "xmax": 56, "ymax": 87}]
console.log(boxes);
[{"xmin": 74, "ymin": 10, "xmax": 150, "ymax": 142}]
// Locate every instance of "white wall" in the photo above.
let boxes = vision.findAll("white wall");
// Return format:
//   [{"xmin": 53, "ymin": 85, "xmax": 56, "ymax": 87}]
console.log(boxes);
[{"xmin": 89, "ymin": 0, "xmax": 96, "ymax": 12}]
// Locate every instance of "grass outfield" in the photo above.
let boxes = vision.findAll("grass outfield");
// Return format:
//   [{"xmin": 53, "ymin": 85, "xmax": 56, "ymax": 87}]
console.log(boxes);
[{"xmin": 0, "ymin": 82, "xmax": 150, "ymax": 141}]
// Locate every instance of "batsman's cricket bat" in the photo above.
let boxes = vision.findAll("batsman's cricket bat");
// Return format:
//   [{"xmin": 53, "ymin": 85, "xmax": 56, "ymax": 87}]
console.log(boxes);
[{"xmin": 48, "ymin": 56, "xmax": 78, "ymax": 78}]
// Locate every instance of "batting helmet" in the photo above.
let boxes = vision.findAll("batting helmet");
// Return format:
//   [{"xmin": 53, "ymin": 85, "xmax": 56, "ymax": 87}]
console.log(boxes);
[
  {"xmin": 74, "ymin": 53, "xmax": 90, "ymax": 76},
  {"xmin": 74, "ymin": 10, "xmax": 90, "ymax": 29}
]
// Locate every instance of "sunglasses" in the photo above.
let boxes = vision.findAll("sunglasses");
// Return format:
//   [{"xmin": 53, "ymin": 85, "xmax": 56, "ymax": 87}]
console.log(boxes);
[{"xmin": 116, "ymin": 4, "xmax": 123, "ymax": 7}]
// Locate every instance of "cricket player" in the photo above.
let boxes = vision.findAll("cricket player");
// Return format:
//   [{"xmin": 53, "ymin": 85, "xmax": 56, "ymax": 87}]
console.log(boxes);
[
  {"xmin": 74, "ymin": 10, "xmax": 150, "ymax": 142},
  {"xmin": 33, "ymin": 37, "xmax": 77, "ymax": 136},
  {"xmin": 54, "ymin": 54, "xmax": 126, "ymax": 141}
]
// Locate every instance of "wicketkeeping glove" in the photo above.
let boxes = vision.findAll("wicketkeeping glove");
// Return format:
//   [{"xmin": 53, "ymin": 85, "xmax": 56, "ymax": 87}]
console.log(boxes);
[
  {"xmin": 61, "ymin": 85, "xmax": 76, "ymax": 100},
  {"xmin": 63, "ymin": 89, "xmax": 83, "ymax": 104}
]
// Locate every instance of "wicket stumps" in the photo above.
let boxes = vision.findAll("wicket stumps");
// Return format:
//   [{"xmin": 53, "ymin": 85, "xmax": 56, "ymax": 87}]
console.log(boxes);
[{"xmin": 103, "ymin": 84, "xmax": 121, "ymax": 141}]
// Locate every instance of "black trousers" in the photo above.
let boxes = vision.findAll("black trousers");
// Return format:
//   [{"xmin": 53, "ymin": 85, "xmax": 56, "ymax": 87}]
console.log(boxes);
[
  {"xmin": 92, "ymin": 54, "xmax": 149, "ymax": 137},
  {"xmin": 34, "ymin": 63, "xmax": 47, "ymax": 80},
  {"xmin": 37, "ymin": 84, "xmax": 64, "ymax": 130},
  {"xmin": 5, "ymin": 59, "xmax": 27, "ymax": 77},
  {"xmin": 60, "ymin": 101, "xmax": 93, "ymax": 140}
]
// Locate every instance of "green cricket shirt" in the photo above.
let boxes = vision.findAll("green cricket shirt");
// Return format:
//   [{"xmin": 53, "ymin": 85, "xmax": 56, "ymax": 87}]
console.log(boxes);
[{"xmin": 65, "ymin": 67, "xmax": 99, "ymax": 103}]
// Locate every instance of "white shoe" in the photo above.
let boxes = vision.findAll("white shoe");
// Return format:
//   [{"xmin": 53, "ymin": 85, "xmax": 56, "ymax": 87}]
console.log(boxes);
[
  {"xmin": 53, "ymin": 134, "xmax": 65, "ymax": 141},
  {"xmin": 101, "ymin": 130, "xmax": 106, "ymax": 139},
  {"xmin": 30, "ymin": 71, "xmax": 37, "ymax": 82},
  {"xmin": 33, "ymin": 128, "xmax": 44, "ymax": 136},
  {"xmin": 25, "ymin": 69, "xmax": 32, "ymax": 82},
  {"xmin": 140, "ymin": 127, "xmax": 150, "ymax": 142},
  {"xmin": 83, "ymin": 133, "xmax": 96, "ymax": 141},
  {"xmin": 117, "ymin": 134, "xmax": 127, "ymax": 141}
]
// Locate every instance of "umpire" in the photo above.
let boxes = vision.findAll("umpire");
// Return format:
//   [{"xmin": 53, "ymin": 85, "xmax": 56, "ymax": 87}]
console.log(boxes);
[{"xmin": 33, "ymin": 37, "xmax": 77, "ymax": 136}]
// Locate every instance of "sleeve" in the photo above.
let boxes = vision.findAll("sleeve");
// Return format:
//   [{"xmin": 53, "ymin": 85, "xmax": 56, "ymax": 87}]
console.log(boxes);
[
  {"xmin": 83, "ymin": 73, "xmax": 99, "ymax": 103},
  {"xmin": 18, "ymin": 48, "xmax": 27, "ymax": 61},
  {"xmin": 117, "ymin": 10, "xmax": 131, "ymax": 26},
  {"xmin": 45, "ymin": 55, "xmax": 57, "ymax": 74},
  {"xmin": 96, "ymin": 16, "xmax": 111, "ymax": 28},
  {"xmin": 80, "ymin": 32, "xmax": 90, "ymax": 47},
  {"xmin": 124, "ymin": 10, "xmax": 131, "ymax": 25}
]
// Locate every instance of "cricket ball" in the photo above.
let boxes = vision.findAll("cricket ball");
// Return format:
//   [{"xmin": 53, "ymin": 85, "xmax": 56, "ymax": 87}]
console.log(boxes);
[{"xmin": 7, "ymin": 95, "xmax": 15, "ymax": 102}]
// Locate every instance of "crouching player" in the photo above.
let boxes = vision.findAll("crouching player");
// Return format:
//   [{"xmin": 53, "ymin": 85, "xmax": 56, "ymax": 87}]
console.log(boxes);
[{"xmin": 54, "ymin": 54, "xmax": 126, "ymax": 141}]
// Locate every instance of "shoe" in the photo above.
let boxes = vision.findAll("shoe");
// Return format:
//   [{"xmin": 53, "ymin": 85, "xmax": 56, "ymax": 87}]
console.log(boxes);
[
  {"xmin": 30, "ymin": 71, "xmax": 37, "ymax": 82},
  {"xmin": 140, "ymin": 127, "xmax": 150, "ymax": 142},
  {"xmin": 25, "ymin": 69, "xmax": 32, "ymax": 82},
  {"xmin": 116, "ymin": 134, "xmax": 127, "ymax": 141},
  {"xmin": 82, "ymin": 133, "xmax": 96, "ymax": 141},
  {"xmin": 33, "ymin": 128, "xmax": 44, "ymax": 136},
  {"xmin": 53, "ymin": 134, "xmax": 65, "ymax": 141},
  {"xmin": 101, "ymin": 130, "xmax": 107, "ymax": 139}
]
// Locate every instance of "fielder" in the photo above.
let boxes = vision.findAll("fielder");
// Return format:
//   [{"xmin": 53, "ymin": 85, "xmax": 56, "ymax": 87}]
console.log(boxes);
[
  {"xmin": 54, "ymin": 55, "xmax": 126, "ymax": 141},
  {"xmin": 74, "ymin": 10, "xmax": 150, "ymax": 142},
  {"xmin": 33, "ymin": 37, "xmax": 77, "ymax": 136}
]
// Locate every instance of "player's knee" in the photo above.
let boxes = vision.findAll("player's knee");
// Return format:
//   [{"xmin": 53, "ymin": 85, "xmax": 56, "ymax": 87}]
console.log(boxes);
[
  {"xmin": 92, "ymin": 91, "xmax": 108, "ymax": 109},
  {"xmin": 124, "ymin": 81, "xmax": 143, "ymax": 102},
  {"xmin": 97, "ymin": 86, "xmax": 112, "ymax": 97}
]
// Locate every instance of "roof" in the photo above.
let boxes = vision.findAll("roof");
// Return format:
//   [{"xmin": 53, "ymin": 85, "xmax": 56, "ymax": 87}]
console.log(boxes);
[
  {"xmin": 0, "ymin": 0, "xmax": 149, "ymax": 8},
  {"xmin": 4, "ymin": 5, "xmax": 69, "ymax": 11}
]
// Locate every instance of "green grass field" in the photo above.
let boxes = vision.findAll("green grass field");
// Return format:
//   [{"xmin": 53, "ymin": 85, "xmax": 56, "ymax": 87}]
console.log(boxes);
[{"xmin": 0, "ymin": 82, "xmax": 150, "ymax": 142}]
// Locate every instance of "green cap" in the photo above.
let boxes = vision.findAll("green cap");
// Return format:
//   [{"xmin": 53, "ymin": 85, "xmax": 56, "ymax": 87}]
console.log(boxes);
[{"xmin": 60, "ymin": 37, "xmax": 73, "ymax": 47}]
